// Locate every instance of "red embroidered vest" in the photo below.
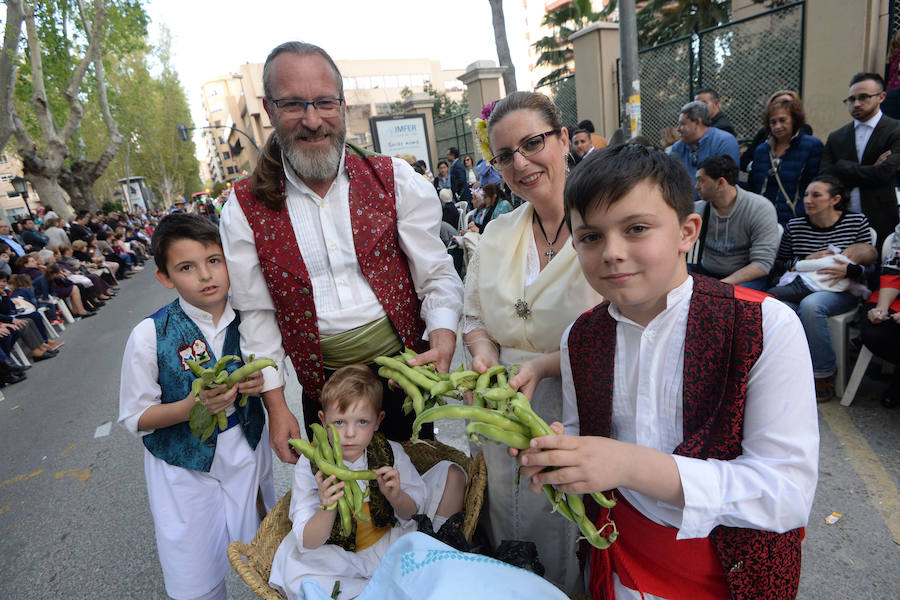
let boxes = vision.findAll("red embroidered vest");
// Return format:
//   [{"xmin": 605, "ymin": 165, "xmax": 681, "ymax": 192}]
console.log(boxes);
[
  {"xmin": 234, "ymin": 150, "xmax": 427, "ymax": 401},
  {"xmin": 568, "ymin": 275, "xmax": 804, "ymax": 600}
]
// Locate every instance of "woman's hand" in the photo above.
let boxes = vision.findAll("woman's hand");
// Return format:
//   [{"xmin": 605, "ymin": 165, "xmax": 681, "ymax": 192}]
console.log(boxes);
[
  {"xmin": 805, "ymin": 249, "xmax": 835, "ymax": 260},
  {"xmin": 816, "ymin": 263, "xmax": 849, "ymax": 285},
  {"xmin": 868, "ymin": 307, "xmax": 888, "ymax": 323}
]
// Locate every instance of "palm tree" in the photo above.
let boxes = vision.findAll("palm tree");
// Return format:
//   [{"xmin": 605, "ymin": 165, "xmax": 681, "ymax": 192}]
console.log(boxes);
[
  {"xmin": 532, "ymin": 0, "xmax": 601, "ymax": 87},
  {"xmin": 488, "ymin": 0, "xmax": 517, "ymax": 93}
]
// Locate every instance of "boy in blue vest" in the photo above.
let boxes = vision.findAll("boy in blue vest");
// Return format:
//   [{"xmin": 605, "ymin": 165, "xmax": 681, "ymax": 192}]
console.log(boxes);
[
  {"xmin": 515, "ymin": 145, "xmax": 818, "ymax": 600},
  {"xmin": 118, "ymin": 213, "xmax": 275, "ymax": 600}
]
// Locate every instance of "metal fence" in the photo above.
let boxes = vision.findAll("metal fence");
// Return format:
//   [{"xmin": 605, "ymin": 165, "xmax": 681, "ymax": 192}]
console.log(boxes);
[
  {"xmin": 619, "ymin": 0, "xmax": 805, "ymax": 144},
  {"xmin": 535, "ymin": 75, "xmax": 578, "ymax": 129},
  {"xmin": 434, "ymin": 112, "xmax": 474, "ymax": 160}
]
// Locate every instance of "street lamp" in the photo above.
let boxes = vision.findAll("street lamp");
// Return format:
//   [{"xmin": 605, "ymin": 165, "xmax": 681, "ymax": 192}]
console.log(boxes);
[{"xmin": 10, "ymin": 176, "xmax": 35, "ymax": 220}]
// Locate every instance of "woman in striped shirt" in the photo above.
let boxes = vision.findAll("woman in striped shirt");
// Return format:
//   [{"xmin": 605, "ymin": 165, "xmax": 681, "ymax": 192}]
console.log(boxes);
[{"xmin": 768, "ymin": 175, "xmax": 877, "ymax": 401}]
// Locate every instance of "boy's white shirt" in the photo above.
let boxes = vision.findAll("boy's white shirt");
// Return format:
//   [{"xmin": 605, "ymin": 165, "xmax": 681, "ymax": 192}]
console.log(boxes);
[
  {"xmin": 560, "ymin": 275, "xmax": 819, "ymax": 541},
  {"xmin": 288, "ymin": 440, "xmax": 427, "ymax": 551},
  {"xmin": 118, "ymin": 296, "xmax": 237, "ymax": 437}
]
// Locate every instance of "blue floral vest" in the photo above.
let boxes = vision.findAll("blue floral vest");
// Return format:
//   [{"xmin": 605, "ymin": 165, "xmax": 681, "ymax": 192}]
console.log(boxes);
[{"xmin": 142, "ymin": 300, "xmax": 265, "ymax": 472}]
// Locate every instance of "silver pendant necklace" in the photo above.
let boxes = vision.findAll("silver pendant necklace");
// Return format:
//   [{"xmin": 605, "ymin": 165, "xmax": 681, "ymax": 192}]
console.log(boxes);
[{"xmin": 534, "ymin": 210, "xmax": 566, "ymax": 261}]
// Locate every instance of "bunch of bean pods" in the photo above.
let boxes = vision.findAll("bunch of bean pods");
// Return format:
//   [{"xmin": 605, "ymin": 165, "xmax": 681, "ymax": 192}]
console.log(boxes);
[
  {"xmin": 412, "ymin": 388, "xmax": 619, "ymax": 550},
  {"xmin": 187, "ymin": 354, "xmax": 277, "ymax": 441},
  {"xmin": 289, "ymin": 424, "xmax": 378, "ymax": 536}
]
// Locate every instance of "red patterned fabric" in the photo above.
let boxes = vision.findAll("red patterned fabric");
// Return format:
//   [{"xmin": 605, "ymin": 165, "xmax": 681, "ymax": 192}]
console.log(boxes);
[
  {"xmin": 568, "ymin": 275, "xmax": 804, "ymax": 600},
  {"xmin": 234, "ymin": 151, "xmax": 426, "ymax": 401}
]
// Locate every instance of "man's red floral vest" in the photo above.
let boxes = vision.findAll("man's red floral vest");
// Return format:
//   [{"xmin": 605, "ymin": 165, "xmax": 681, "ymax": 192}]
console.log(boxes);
[
  {"xmin": 567, "ymin": 275, "xmax": 804, "ymax": 600},
  {"xmin": 234, "ymin": 151, "xmax": 426, "ymax": 401}
]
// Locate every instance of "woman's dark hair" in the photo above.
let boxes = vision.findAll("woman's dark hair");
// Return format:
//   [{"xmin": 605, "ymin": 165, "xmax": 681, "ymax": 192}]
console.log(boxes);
[
  {"xmin": 808, "ymin": 175, "xmax": 849, "ymax": 211},
  {"xmin": 481, "ymin": 183, "xmax": 504, "ymax": 207},
  {"xmin": 565, "ymin": 144, "xmax": 694, "ymax": 226},
  {"xmin": 763, "ymin": 97, "xmax": 806, "ymax": 136},
  {"xmin": 437, "ymin": 159, "xmax": 449, "ymax": 169},
  {"xmin": 463, "ymin": 155, "xmax": 474, "ymax": 166},
  {"xmin": 151, "ymin": 213, "xmax": 222, "ymax": 275}
]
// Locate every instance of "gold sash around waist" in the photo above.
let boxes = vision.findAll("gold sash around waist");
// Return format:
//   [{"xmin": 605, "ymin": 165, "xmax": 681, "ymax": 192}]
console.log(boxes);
[
  {"xmin": 319, "ymin": 316, "xmax": 405, "ymax": 370},
  {"xmin": 354, "ymin": 502, "xmax": 390, "ymax": 551}
]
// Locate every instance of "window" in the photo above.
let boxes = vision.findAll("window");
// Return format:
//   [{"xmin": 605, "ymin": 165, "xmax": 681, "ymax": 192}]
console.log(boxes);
[
  {"xmin": 219, "ymin": 136, "xmax": 225, "ymax": 144},
  {"xmin": 384, "ymin": 75, "xmax": 398, "ymax": 89},
  {"xmin": 0, "ymin": 174, "xmax": 12, "ymax": 183},
  {"xmin": 222, "ymin": 151, "xmax": 231, "ymax": 160},
  {"xmin": 0, "ymin": 154, "xmax": 8, "ymax": 164},
  {"xmin": 226, "ymin": 166, "xmax": 236, "ymax": 175},
  {"xmin": 344, "ymin": 77, "xmax": 357, "ymax": 90},
  {"xmin": 357, "ymin": 76, "xmax": 371, "ymax": 90}
]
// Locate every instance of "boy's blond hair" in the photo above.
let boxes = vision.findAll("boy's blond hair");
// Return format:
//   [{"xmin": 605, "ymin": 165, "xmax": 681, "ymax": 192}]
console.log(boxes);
[{"xmin": 320, "ymin": 365, "xmax": 383, "ymax": 414}]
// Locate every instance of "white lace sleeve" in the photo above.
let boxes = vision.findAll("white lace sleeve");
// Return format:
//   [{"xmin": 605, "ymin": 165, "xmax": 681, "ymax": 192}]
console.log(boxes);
[{"xmin": 462, "ymin": 243, "xmax": 488, "ymax": 334}]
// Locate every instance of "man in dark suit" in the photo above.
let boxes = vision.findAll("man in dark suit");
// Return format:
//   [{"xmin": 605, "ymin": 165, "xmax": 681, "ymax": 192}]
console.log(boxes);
[
  {"xmin": 446, "ymin": 146, "xmax": 472, "ymax": 208},
  {"xmin": 821, "ymin": 72, "xmax": 900, "ymax": 246}
]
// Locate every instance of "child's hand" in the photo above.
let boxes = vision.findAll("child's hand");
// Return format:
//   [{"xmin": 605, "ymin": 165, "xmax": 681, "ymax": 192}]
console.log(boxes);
[
  {"xmin": 374, "ymin": 465, "xmax": 403, "ymax": 505},
  {"xmin": 508, "ymin": 358, "xmax": 544, "ymax": 400},
  {"xmin": 236, "ymin": 369, "xmax": 264, "ymax": 397},
  {"xmin": 316, "ymin": 471, "xmax": 345, "ymax": 507},
  {"xmin": 516, "ymin": 422, "xmax": 623, "ymax": 495},
  {"xmin": 197, "ymin": 383, "xmax": 238, "ymax": 414}
]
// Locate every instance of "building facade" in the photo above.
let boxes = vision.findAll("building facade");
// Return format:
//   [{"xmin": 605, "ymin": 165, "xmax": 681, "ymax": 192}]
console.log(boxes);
[{"xmin": 0, "ymin": 152, "xmax": 42, "ymax": 222}]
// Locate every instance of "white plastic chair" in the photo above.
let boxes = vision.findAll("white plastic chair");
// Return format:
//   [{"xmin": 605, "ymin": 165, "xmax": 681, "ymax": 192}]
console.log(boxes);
[
  {"xmin": 11, "ymin": 341, "xmax": 30, "ymax": 367},
  {"xmin": 828, "ymin": 227, "xmax": 878, "ymax": 398},
  {"xmin": 37, "ymin": 306, "xmax": 61, "ymax": 338},
  {"xmin": 56, "ymin": 298, "xmax": 75, "ymax": 324},
  {"xmin": 840, "ymin": 232, "xmax": 895, "ymax": 406}
]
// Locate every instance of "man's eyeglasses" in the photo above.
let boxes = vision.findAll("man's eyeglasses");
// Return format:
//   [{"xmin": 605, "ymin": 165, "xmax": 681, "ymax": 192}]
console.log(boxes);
[
  {"xmin": 489, "ymin": 130, "xmax": 560, "ymax": 169},
  {"xmin": 269, "ymin": 97, "xmax": 344, "ymax": 116},
  {"xmin": 842, "ymin": 93, "xmax": 880, "ymax": 105}
]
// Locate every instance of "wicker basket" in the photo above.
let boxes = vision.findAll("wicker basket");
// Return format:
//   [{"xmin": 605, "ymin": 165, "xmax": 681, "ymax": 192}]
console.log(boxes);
[{"xmin": 228, "ymin": 440, "xmax": 487, "ymax": 600}]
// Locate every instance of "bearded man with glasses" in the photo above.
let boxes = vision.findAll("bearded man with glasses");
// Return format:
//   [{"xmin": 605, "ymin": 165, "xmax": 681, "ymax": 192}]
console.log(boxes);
[
  {"xmin": 220, "ymin": 42, "xmax": 463, "ymax": 462},
  {"xmin": 821, "ymin": 72, "xmax": 900, "ymax": 246}
]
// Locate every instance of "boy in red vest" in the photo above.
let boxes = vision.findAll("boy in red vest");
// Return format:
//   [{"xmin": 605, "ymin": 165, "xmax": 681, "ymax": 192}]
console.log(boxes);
[{"xmin": 516, "ymin": 145, "xmax": 819, "ymax": 599}]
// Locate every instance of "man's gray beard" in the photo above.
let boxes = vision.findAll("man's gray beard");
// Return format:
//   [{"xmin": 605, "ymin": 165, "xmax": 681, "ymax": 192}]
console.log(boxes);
[{"xmin": 278, "ymin": 127, "xmax": 345, "ymax": 182}]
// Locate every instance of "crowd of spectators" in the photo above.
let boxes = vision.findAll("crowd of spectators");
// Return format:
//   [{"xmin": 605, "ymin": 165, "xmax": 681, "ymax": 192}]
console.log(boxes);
[
  {"xmin": 0, "ymin": 208, "xmax": 165, "ymax": 388},
  {"xmin": 589, "ymin": 71, "xmax": 899, "ymax": 407}
]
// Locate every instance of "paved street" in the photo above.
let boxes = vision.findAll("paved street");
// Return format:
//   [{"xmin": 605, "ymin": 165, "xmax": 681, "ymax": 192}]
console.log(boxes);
[{"xmin": 0, "ymin": 266, "xmax": 897, "ymax": 599}]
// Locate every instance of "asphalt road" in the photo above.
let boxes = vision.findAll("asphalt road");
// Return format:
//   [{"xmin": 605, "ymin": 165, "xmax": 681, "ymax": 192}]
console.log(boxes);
[{"xmin": 0, "ymin": 266, "xmax": 897, "ymax": 599}]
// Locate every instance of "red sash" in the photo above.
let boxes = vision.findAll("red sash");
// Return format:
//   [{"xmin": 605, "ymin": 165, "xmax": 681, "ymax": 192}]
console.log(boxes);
[{"xmin": 590, "ymin": 495, "xmax": 729, "ymax": 600}]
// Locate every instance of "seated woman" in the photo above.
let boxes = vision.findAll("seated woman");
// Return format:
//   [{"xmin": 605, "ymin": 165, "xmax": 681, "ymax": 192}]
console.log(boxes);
[
  {"xmin": 0, "ymin": 273, "xmax": 62, "ymax": 360},
  {"xmin": 464, "ymin": 183, "xmax": 512, "ymax": 234},
  {"xmin": 745, "ymin": 93, "xmax": 823, "ymax": 225},
  {"xmin": 860, "ymin": 227, "xmax": 900, "ymax": 408},
  {"xmin": 768, "ymin": 176, "xmax": 877, "ymax": 402},
  {"xmin": 8, "ymin": 274, "xmax": 61, "ymax": 323},
  {"xmin": 56, "ymin": 245, "xmax": 114, "ymax": 298},
  {"xmin": 44, "ymin": 263, "xmax": 98, "ymax": 318}
]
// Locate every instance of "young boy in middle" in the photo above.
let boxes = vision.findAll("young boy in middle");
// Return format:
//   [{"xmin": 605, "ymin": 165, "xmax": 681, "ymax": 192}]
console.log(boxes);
[
  {"xmin": 268, "ymin": 364, "xmax": 467, "ymax": 600},
  {"xmin": 515, "ymin": 145, "xmax": 819, "ymax": 600}
]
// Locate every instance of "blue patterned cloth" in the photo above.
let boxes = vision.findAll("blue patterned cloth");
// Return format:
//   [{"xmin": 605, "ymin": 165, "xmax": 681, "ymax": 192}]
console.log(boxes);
[
  {"xmin": 142, "ymin": 300, "xmax": 265, "ymax": 472},
  {"xmin": 294, "ymin": 532, "xmax": 568, "ymax": 600}
]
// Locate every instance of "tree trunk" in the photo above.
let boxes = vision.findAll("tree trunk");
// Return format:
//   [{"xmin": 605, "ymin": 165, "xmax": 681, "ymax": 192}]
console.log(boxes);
[
  {"xmin": 0, "ymin": 0, "xmax": 25, "ymax": 150},
  {"xmin": 26, "ymin": 171, "xmax": 73, "ymax": 218},
  {"xmin": 58, "ymin": 162, "xmax": 98, "ymax": 213},
  {"xmin": 489, "ymin": 0, "xmax": 517, "ymax": 94}
]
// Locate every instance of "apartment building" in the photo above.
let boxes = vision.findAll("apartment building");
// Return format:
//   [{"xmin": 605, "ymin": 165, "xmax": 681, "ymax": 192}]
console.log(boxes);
[
  {"xmin": 0, "ymin": 152, "xmax": 42, "ymax": 222},
  {"xmin": 202, "ymin": 57, "xmax": 465, "ymax": 178}
]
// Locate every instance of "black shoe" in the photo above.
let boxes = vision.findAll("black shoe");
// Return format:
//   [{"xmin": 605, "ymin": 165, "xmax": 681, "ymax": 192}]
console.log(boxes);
[
  {"xmin": 32, "ymin": 352, "xmax": 55, "ymax": 362},
  {"xmin": 4, "ymin": 360, "xmax": 30, "ymax": 373},
  {"xmin": 77, "ymin": 311, "xmax": 96, "ymax": 319},
  {"xmin": 0, "ymin": 371, "xmax": 27, "ymax": 385}
]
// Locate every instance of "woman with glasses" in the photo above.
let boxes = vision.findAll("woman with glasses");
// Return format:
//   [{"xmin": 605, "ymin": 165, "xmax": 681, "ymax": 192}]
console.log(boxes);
[
  {"xmin": 461, "ymin": 92, "xmax": 603, "ymax": 594},
  {"xmin": 745, "ymin": 95, "xmax": 824, "ymax": 225}
]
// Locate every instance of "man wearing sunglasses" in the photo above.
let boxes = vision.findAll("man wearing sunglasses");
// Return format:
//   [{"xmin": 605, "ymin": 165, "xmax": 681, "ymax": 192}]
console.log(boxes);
[
  {"xmin": 821, "ymin": 72, "xmax": 900, "ymax": 246},
  {"xmin": 220, "ymin": 42, "xmax": 463, "ymax": 463}
]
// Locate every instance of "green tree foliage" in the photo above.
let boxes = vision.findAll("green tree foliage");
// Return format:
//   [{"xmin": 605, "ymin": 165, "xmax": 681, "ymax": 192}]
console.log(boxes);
[
  {"xmin": 388, "ymin": 83, "xmax": 469, "ymax": 120},
  {"xmin": 600, "ymin": 0, "xmax": 731, "ymax": 49},
  {"xmin": 92, "ymin": 25, "xmax": 201, "ymax": 209},
  {"xmin": 532, "ymin": 0, "xmax": 600, "ymax": 87}
]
